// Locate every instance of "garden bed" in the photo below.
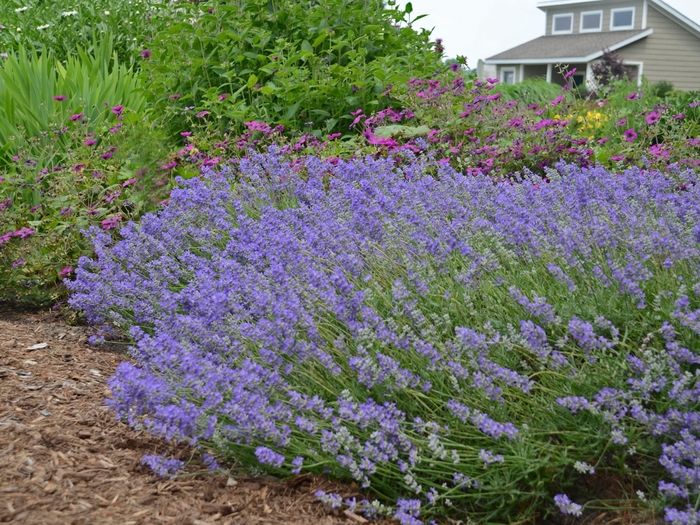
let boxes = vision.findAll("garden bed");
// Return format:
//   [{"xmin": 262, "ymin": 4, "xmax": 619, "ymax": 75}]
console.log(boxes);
[{"xmin": 0, "ymin": 308, "xmax": 375, "ymax": 525}]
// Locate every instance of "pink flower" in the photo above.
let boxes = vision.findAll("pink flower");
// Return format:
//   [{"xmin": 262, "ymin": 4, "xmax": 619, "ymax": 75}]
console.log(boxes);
[
  {"xmin": 611, "ymin": 155, "xmax": 625, "ymax": 161},
  {"xmin": 53, "ymin": 95, "xmax": 66, "ymax": 101},
  {"xmin": 627, "ymin": 91, "xmax": 643, "ymax": 100},
  {"xmin": 689, "ymin": 101, "xmax": 700, "ymax": 108},
  {"xmin": 140, "ymin": 49, "xmax": 151, "ymax": 59},
  {"xmin": 551, "ymin": 95, "xmax": 564, "ymax": 106},
  {"xmin": 563, "ymin": 68, "xmax": 577, "ymax": 79},
  {"xmin": 218, "ymin": 94, "xmax": 228, "ymax": 101},
  {"xmin": 14, "ymin": 227, "xmax": 35, "ymax": 238},
  {"xmin": 181, "ymin": 131, "xmax": 192, "ymax": 136},
  {"xmin": 101, "ymin": 217, "xmax": 121, "ymax": 230},
  {"xmin": 105, "ymin": 191, "xmax": 121, "ymax": 203},
  {"xmin": 122, "ymin": 178, "xmax": 137, "ymax": 187},
  {"xmin": 83, "ymin": 139, "xmax": 97, "ymax": 146},
  {"xmin": 196, "ymin": 110, "xmax": 209, "ymax": 118},
  {"xmin": 645, "ymin": 111, "xmax": 661, "ymax": 125},
  {"xmin": 623, "ymin": 128, "xmax": 638, "ymax": 142},
  {"xmin": 69, "ymin": 113, "xmax": 84, "ymax": 121},
  {"xmin": 100, "ymin": 153, "xmax": 113, "ymax": 159},
  {"xmin": 58, "ymin": 266, "xmax": 73, "ymax": 276},
  {"xmin": 109, "ymin": 124, "xmax": 122, "ymax": 133},
  {"xmin": 12, "ymin": 259, "xmax": 24, "ymax": 268},
  {"xmin": 161, "ymin": 161, "xmax": 177, "ymax": 170},
  {"xmin": 111, "ymin": 104, "xmax": 124, "ymax": 115},
  {"xmin": 60, "ymin": 207, "xmax": 72, "ymax": 215},
  {"xmin": 488, "ymin": 93, "xmax": 501, "ymax": 101},
  {"xmin": 169, "ymin": 94, "xmax": 181, "ymax": 99},
  {"xmin": 616, "ymin": 118, "xmax": 627, "ymax": 127},
  {"xmin": 673, "ymin": 114, "xmax": 685, "ymax": 120},
  {"xmin": 598, "ymin": 137, "xmax": 610, "ymax": 144},
  {"xmin": 71, "ymin": 163, "xmax": 86, "ymax": 172}
]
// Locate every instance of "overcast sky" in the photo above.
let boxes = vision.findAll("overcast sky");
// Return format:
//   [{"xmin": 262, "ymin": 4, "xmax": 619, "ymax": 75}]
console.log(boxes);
[{"xmin": 406, "ymin": 0, "xmax": 700, "ymax": 67}]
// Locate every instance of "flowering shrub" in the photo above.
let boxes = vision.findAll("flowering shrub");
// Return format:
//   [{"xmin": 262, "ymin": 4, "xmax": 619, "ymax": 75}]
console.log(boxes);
[{"xmin": 69, "ymin": 150, "xmax": 700, "ymax": 523}]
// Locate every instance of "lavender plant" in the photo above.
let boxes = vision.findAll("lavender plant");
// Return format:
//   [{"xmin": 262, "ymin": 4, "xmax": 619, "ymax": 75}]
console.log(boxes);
[{"xmin": 68, "ymin": 150, "xmax": 700, "ymax": 523}]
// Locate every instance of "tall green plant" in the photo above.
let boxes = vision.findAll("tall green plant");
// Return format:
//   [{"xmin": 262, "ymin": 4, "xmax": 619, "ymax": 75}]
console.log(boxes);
[
  {"xmin": 141, "ymin": 0, "xmax": 444, "ymax": 135},
  {"xmin": 0, "ymin": 36, "xmax": 147, "ymax": 165}
]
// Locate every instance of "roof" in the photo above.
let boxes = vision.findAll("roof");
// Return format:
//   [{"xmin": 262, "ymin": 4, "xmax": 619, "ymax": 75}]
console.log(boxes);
[
  {"xmin": 485, "ymin": 28, "xmax": 653, "ymax": 64},
  {"xmin": 534, "ymin": 0, "xmax": 700, "ymax": 39}
]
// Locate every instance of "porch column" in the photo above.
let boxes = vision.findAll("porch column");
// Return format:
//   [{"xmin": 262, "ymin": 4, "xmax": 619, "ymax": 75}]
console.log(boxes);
[
  {"xmin": 546, "ymin": 64, "xmax": 553, "ymax": 83},
  {"xmin": 585, "ymin": 62, "xmax": 593, "ymax": 90},
  {"xmin": 519, "ymin": 64, "xmax": 525, "ymax": 83}
]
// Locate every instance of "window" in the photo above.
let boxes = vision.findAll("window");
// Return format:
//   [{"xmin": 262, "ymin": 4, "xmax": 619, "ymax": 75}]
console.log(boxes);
[
  {"xmin": 580, "ymin": 10, "xmax": 602, "ymax": 32},
  {"xmin": 611, "ymin": 7, "xmax": 635, "ymax": 30},
  {"xmin": 552, "ymin": 13, "xmax": 574, "ymax": 34},
  {"xmin": 501, "ymin": 67, "xmax": 516, "ymax": 85}
]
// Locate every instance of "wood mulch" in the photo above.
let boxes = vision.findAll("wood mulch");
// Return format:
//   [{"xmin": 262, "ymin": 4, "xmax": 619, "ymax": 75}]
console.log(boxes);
[{"xmin": 0, "ymin": 307, "xmax": 384, "ymax": 525}]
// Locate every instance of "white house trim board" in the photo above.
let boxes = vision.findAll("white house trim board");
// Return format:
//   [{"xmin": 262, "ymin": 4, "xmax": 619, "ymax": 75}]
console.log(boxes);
[
  {"xmin": 642, "ymin": 0, "xmax": 648, "ymax": 29},
  {"xmin": 546, "ymin": 64, "xmax": 553, "ymax": 82},
  {"xmin": 580, "ymin": 10, "xmax": 603, "ymax": 32},
  {"xmin": 552, "ymin": 13, "xmax": 575, "ymax": 34},
  {"xmin": 624, "ymin": 61, "xmax": 644, "ymax": 87},
  {"xmin": 484, "ymin": 28, "xmax": 654, "ymax": 65},
  {"xmin": 610, "ymin": 7, "xmax": 636, "ymax": 30}
]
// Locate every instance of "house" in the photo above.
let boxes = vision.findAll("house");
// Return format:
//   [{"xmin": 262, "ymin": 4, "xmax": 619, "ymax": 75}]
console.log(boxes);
[{"xmin": 483, "ymin": 0, "xmax": 700, "ymax": 91}]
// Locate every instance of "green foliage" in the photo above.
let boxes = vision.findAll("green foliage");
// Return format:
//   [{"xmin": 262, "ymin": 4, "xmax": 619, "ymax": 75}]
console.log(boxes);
[
  {"xmin": 0, "ymin": 37, "xmax": 147, "ymax": 165},
  {"xmin": 0, "ymin": 0, "xmax": 179, "ymax": 66},
  {"xmin": 141, "ymin": 0, "xmax": 444, "ymax": 136},
  {"xmin": 651, "ymin": 80, "xmax": 674, "ymax": 99},
  {"xmin": 0, "ymin": 39, "xmax": 173, "ymax": 305},
  {"xmin": 493, "ymin": 78, "xmax": 564, "ymax": 107}
]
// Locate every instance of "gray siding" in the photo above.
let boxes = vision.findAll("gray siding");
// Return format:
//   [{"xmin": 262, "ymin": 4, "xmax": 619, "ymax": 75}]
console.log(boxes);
[
  {"xmin": 618, "ymin": 5, "xmax": 700, "ymax": 90},
  {"xmin": 524, "ymin": 65, "xmax": 548, "ymax": 79},
  {"xmin": 545, "ymin": 0, "xmax": 644, "ymax": 36}
]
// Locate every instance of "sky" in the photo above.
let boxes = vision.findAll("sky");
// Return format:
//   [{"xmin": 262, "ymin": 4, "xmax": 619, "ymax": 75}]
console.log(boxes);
[{"xmin": 406, "ymin": 0, "xmax": 700, "ymax": 67}]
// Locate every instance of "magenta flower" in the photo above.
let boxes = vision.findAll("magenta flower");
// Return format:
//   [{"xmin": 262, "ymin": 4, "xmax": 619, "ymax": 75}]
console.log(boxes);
[
  {"xmin": 53, "ymin": 95, "xmax": 66, "ymax": 101},
  {"xmin": 100, "ymin": 153, "xmax": 112, "ymax": 159},
  {"xmin": 610, "ymin": 155, "xmax": 625, "ymax": 161},
  {"xmin": 71, "ymin": 163, "xmax": 86, "ymax": 172},
  {"xmin": 218, "ymin": 94, "xmax": 228, "ymax": 101},
  {"xmin": 196, "ymin": 110, "xmax": 209, "ymax": 118},
  {"xmin": 623, "ymin": 128, "xmax": 637, "ymax": 142},
  {"xmin": 169, "ymin": 94, "xmax": 181, "ymax": 99},
  {"xmin": 646, "ymin": 111, "xmax": 661, "ymax": 125},
  {"xmin": 449, "ymin": 63, "xmax": 460, "ymax": 72},
  {"xmin": 83, "ymin": 139, "xmax": 97, "ymax": 146},
  {"xmin": 111, "ymin": 104, "xmax": 124, "ymax": 115},
  {"xmin": 161, "ymin": 162, "xmax": 177, "ymax": 170},
  {"xmin": 181, "ymin": 131, "xmax": 192, "ymax": 137},
  {"xmin": 563, "ymin": 68, "xmax": 577, "ymax": 79},
  {"xmin": 689, "ymin": 101, "xmax": 700, "ymax": 108},
  {"xmin": 14, "ymin": 227, "xmax": 35, "ymax": 238},
  {"xmin": 598, "ymin": 137, "xmax": 610, "ymax": 144},
  {"xmin": 140, "ymin": 49, "xmax": 151, "ymax": 59},
  {"xmin": 109, "ymin": 124, "xmax": 122, "ymax": 133},
  {"xmin": 627, "ymin": 91, "xmax": 643, "ymax": 100},
  {"xmin": 58, "ymin": 266, "xmax": 73, "ymax": 276},
  {"xmin": 101, "ymin": 217, "xmax": 121, "ymax": 230},
  {"xmin": 12, "ymin": 259, "xmax": 24, "ymax": 268},
  {"xmin": 122, "ymin": 178, "xmax": 137, "ymax": 187},
  {"xmin": 60, "ymin": 207, "xmax": 72, "ymax": 215},
  {"xmin": 69, "ymin": 113, "xmax": 84, "ymax": 121},
  {"xmin": 616, "ymin": 118, "xmax": 627, "ymax": 126},
  {"xmin": 673, "ymin": 113, "xmax": 685, "ymax": 120},
  {"xmin": 488, "ymin": 94, "xmax": 501, "ymax": 101},
  {"xmin": 551, "ymin": 95, "xmax": 564, "ymax": 106}
]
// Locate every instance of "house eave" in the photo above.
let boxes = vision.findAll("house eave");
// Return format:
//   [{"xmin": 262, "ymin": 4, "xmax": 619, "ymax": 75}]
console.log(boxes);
[{"xmin": 484, "ymin": 27, "xmax": 653, "ymax": 65}]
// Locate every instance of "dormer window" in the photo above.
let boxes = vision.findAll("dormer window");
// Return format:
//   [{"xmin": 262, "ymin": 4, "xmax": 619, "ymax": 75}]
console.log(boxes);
[
  {"xmin": 611, "ymin": 7, "xmax": 635, "ymax": 30},
  {"xmin": 580, "ymin": 10, "xmax": 603, "ymax": 32},
  {"xmin": 552, "ymin": 13, "xmax": 574, "ymax": 34}
]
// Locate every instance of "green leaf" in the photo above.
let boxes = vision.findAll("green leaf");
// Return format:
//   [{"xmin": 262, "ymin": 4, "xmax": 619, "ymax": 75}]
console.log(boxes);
[
  {"xmin": 247, "ymin": 74, "xmax": 259, "ymax": 89},
  {"xmin": 405, "ymin": 2, "xmax": 413, "ymax": 14},
  {"xmin": 301, "ymin": 40, "xmax": 313, "ymax": 53}
]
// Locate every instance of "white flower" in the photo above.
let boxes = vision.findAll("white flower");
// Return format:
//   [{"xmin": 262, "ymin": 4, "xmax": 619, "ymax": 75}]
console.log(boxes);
[
  {"xmin": 636, "ymin": 490, "xmax": 647, "ymax": 502},
  {"xmin": 15, "ymin": 7, "xmax": 28, "ymax": 12},
  {"xmin": 16, "ymin": 27, "xmax": 21, "ymax": 32},
  {"xmin": 104, "ymin": 10, "xmax": 110, "ymax": 15},
  {"xmin": 37, "ymin": 24, "xmax": 50, "ymax": 30},
  {"xmin": 61, "ymin": 10, "xmax": 78, "ymax": 17}
]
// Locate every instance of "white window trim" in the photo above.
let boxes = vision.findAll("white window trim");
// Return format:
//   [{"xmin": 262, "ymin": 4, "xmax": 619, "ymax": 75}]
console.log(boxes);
[
  {"xmin": 610, "ymin": 7, "xmax": 635, "ymax": 31},
  {"xmin": 580, "ymin": 10, "xmax": 603, "ymax": 32},
  {"xmin": 552, "ymin": 13, "xmax": 574, "ymax": 34},
  {"xmin": 501, "ymin": 67, "xmax": 516, "ymax": 84}
]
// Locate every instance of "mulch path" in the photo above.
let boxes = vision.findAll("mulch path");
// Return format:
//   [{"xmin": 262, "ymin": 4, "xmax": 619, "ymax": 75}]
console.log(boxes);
[{"xmin": 0, "ymin": 307, "xmax": 382, "ymax": 525}]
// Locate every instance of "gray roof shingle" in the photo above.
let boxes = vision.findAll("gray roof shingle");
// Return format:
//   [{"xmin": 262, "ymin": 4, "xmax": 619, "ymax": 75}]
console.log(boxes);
[{"xmin": 486, "ymin": 30, "xmax": 648, "ymax": 61}]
